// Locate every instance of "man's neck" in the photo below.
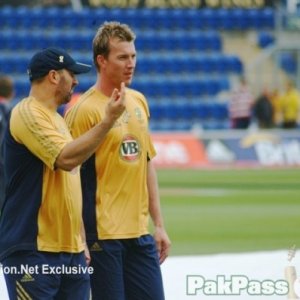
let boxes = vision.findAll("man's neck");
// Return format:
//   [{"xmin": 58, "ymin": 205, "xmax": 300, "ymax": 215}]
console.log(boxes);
[
  {"xmin": 29, "ymin": 87, "xmax": 57, "ymax": 111},
  {"xmin": 94, "ymin": 75, "xmax": 118, "ymax": 98}
]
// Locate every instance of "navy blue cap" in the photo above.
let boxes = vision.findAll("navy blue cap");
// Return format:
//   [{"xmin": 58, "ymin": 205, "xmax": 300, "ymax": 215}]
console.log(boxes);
[{"xmin": 27, "ymin": 47, "xmax": 91, "ymax": 81}]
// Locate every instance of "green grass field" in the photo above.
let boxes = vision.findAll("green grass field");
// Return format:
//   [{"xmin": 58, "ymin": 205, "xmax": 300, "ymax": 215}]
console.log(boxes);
[{"xmin": 157, "ymin": 168, "xmax": 300, "ymax": 256}]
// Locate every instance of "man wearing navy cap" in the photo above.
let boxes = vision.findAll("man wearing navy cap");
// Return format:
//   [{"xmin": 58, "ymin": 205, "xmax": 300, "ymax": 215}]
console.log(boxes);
[{"xmin": 0, "ymin": 47, "xmax": 126, "ymax": 299}]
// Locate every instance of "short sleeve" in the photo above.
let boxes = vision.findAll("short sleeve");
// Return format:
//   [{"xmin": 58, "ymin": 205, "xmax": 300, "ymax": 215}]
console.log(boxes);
[
  {"xmin": 146, "ymin": 132, "xmax": 156, "ymax": 160},
  {"xmin": 11, "ymin": 100, "xmax": 71, "ymax": 170}
]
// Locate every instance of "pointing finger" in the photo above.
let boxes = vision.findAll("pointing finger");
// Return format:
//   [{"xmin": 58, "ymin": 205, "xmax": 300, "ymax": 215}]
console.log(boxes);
[
  {"xmin": 119, "ymin": 82, "xmax": 125, "ymax": 102},
  {"xmin": 111, "ymin": 88, "xmax": 119, "ymax": 101}
]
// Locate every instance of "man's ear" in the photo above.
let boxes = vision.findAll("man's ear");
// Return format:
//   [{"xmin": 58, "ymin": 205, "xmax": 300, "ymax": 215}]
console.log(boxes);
[
  {"xmin": 97, "ymin": 55, "xmax": 106, "ymax": 70},
  {"xmin": 48, "ymin": 70, "xmax": 60, "ymax": 84}
]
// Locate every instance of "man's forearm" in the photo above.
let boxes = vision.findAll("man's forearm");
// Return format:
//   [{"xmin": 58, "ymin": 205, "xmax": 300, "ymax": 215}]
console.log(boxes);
[
  {"xmin": 147, "ymin": 160, "xmax": 165, "ymax": 228},
  {"xmin": 55, "ymin": 118, "xmax": 113, "ymax": 171}
]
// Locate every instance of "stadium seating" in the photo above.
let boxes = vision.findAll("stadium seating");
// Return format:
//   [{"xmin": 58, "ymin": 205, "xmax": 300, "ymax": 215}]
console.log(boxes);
[
  {"xmin": 0, "ymin": 6, "xmax": 276, "ymax": 130},
  {"xmin": 257, "ymin": 32, "xmax": 275, "ymax": 48},
  {"xmin": 0, "ymin": 6, "xmax": 275, "ymax": 30},
  {"xmin": 280, "ymin": 52, "xmax": 297, "ymax": 74}
]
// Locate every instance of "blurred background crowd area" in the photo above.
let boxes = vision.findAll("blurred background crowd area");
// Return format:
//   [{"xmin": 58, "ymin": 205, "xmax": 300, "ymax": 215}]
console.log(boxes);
[{"xmin": 1, "ymin": 0, "xmax": 300, "ymax": 131}]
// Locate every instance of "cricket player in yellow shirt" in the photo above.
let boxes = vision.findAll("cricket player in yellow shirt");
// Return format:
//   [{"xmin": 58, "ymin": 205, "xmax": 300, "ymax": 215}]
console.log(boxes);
[{"xmin": 66, "ymin": 22, "xmax": 171, "ymax": 300}]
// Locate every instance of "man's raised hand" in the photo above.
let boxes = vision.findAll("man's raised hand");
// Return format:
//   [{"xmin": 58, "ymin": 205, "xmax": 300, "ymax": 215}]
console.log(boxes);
[{"xmin": 105, "ymin": 82, "xmax": 126, "ymax": 124}]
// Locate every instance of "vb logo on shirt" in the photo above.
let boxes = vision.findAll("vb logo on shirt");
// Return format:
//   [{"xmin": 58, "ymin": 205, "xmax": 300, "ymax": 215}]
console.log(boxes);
[{"xmin": 120, "ymin": 135, "xmax": 140, "ymax": 162}]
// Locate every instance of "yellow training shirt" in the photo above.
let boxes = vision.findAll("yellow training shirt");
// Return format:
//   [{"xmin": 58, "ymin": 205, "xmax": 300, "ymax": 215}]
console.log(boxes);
[
  {"xmin": 0, "ymin": 97, "xmax": 84, "ymax": 260},
  {"xmin": 66, "ymin": 87, "xmax": 156, "ymax": 240}
]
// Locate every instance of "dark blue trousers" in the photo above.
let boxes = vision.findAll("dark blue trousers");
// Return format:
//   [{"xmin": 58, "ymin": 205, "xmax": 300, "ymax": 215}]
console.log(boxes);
[{"xmin": 88, "ymin": 234, "xmax": 165, "ymax": 300}]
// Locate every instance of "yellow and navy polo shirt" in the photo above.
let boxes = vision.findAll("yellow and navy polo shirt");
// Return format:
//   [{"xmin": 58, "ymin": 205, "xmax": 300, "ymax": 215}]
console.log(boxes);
[
  {"xmin": 65, "ymin": 87, "xmax": 156, "ymax": 240},
  {"xmin": 0, "ymin": 97, "xmax": 85, "ymax": 260}
]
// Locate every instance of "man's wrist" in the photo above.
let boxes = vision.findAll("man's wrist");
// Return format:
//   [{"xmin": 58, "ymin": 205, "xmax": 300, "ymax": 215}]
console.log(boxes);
[
  {"xmin": 154, "ymin": 223, "xmax": 165, "ymax": 229},
  {"xmin": 101, "ymin": 116, "xmax": 115, "ymax": 130}
]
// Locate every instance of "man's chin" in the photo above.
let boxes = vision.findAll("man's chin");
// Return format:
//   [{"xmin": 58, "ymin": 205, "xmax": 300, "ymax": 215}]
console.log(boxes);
[
  {"xmin": 124, "ymin": 79, "xmax": 132, "ymax": 86},
  {"xmin": 63, "ymin": 93, "xmax": 72, "ymax": 104}
]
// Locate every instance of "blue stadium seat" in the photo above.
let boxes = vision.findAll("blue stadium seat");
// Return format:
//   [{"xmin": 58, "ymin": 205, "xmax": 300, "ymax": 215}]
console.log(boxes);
[
  {"xmin": 195, "ymin": 103, "xmax": 211, "ymax": 120},
  {"xmin": 146, "ymin": 81, "xmax": 158, "ymax": 97},
  {"xmin": 159, "ymin": 80, "xmax": 173, "ymax": 98},
  {"xmin": 261, "ymin": 8, "xmax": 275, "ymax": 29},
  {"xmin": 160, "ymin": 32, "xmax": 177, "ymax": 50},
  {"xmin": 193, "ymin": 80, "xmax": 206, "ymax": 96},
  {"xmin": 58, "ymin": 7, "xmax": 73, "ymax": 28},
  {"xmin": 164, "ymin": 103, "xmax": 179, "ymax": 119},
  {"xmin": 47, "ymin": 31, "xmax": 66, "ymax": 49},
  {"xmin": 34, "ymin": 32, "xmax": 50, "ymax": 49},
  {"xmin": 219, "ymin": 78, "xmax": 231, "ymax": 91},
  {"xmin": 186, "ymin": 9, "xmax": 204, "ymax": 30},
  {"xmin": 167, "ymin": 56, "xmax": 184, "ymax": 73},
  {"xmin": 280, "ymin": 53, "xmax": 296, "ymax": 74},
  {"xmin": 123, "ymin": 8, "xmax": 140, "ymax": 28},
  {"xmin": 135, "ymin": 35, "xmax": 147, "ymax": 51},
  {"xmin": 169, "ymin": 9, "xmax": 189, "ymax": 29},
  {"xmin": 73, "ymin": 32, "xmax": 93, "ymax": 51},
  {"xmin": 248, "ymin": 9, "xmax": 264, "ymax": 29},
  {"xmin": 138, "ymin": 9, "xmax": 157, "ymax": 29},
  {"xmin": 196, "ymin": 56, "xmax": 210, "ymax": 73},
  {"xmin": 231, "ymin": 8, "xmax": 249, "ymax": 30},
  {"xmin": 205, "ymin": 32, "xmax": 222, "ymax": 51},
  {"xmin": 13, "ymin": 56, "xmax": 28, "ymax": 74},
  {"xmin": 151, "ymin": 105, "xmax": 164, "ymax": 124},
  {"xmin": 183, "ymin": 56, "xmax": 199, "ymax": 73},
  {"xmin": 0, "ymin": 6, "xmax": 17, "ymax": 28},
  {"xmin": 208, "ymin": 79, "xmax": 220, "ymax": 95},
  {"xmin": 14, "ymin": 6, "xmax": 31, "ymax": 28},
  {"xmin": 60, "ymin": 7, "xmax": 92, "ymax": 28},
  {"xmin": 135, "ymin": 80, "xmax": 153, "ymax": 97},
  {"xmin": 258, "ymin": 32, "xmax": 275, "ymax": 48},
  {"xmin": 0, "ymin": 6, "xmax": 6, "ymax": 27},
  {"xmin": 29, "ymin": 8, "xmax": 48, "ymax": 28},
  {"xmin": 5, "ymin": 31, "xmax": 23, "ymax": 50},
  {"xmin": 140, "ymin": 79, "xmax": 156, "ymax": 94},
  {"xmin": 213, "ymin": 55, "xmax": 227, "ymax": 73},
  {"xmin": 159, "ymin": 102, "xmax": 172, "ymax": 120},
  {"xmin": 202, "ymin": 8, "xmax": 220, "ymax": 29},
  {"xmin": 188, "ymin": 34, "xmax": 205, "ymax": 51},
  {"xmin": 0, "ymin": 31, "xmax": 8, "ymax": 50},
  {"xmin": 149, "ymin": 103, "xmax": 163, "ymax": 120},
  {"xmin": 155, "ymin": 9, "xmax": 173, "ymax": 29},
  {"xmin": 139, "ymin": 31, "xmax": 158, "ymax": 51},
  {"xmin": 46, "ymin": 7, "xmax": 64, "ymax": 28},
  {"xmin": 15, "ymin": 79, "xmax": 30, "ymax": 98},
  {"xmin": 0, "ymin": 56, "xmax": 11, "ymax": 73},
  {"xmin": 89, "ymin": 8, "xmax": 109, "ymax": 28},
  {"xmin": 152, "ymin": 57, "xmax": 168, "ymax": 74},
  {"xmin": 217, "ymin": 8, "xmax": 234, "ymax": 30},
  {"xmin": 177, "ymin": 102, "xmax": 194, "ymax": 120},
  {"xmin": 107, "ymin": 8, "xmax": 126, "ymax": 24},
  {"xmin": 172, "ymin": 81, "xmax": 190, "ymax": 97},
  {"xmin": 211, "ymin": 103, "xmax": 229, "ymax": 119},
  {"xmin": 224, "ymin": 55, "xmax": 243, "ymax": 73},
  {"xmin": 212, "ymin": 55, "xmax": 228, "ymax": 73},
  {"xmin": 136, "ymin": 57, "xmax": 151, "ymax": 74}
]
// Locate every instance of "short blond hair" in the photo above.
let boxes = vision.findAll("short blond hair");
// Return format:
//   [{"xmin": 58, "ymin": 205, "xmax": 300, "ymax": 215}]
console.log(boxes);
[{"xmin": 93, "ymin": 21, "xmax": 136, "ymax": 71}]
